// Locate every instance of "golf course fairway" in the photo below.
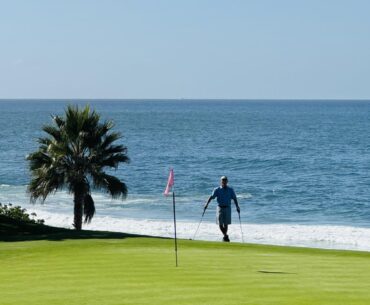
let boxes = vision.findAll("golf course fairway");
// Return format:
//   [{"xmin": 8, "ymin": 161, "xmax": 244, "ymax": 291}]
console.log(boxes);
[{"xmin": 1, "ymin": 227, "xmax": 370, "ymax": 305}]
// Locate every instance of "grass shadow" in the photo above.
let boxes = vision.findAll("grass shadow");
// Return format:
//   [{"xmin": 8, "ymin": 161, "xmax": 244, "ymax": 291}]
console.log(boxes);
[
  {"xmin": 0, "ymin": 215, "xmax": 153, "ymax": 242},
  {"xmin": 258, "ymin": 270, "xmax": 297, "ymax": 275}
]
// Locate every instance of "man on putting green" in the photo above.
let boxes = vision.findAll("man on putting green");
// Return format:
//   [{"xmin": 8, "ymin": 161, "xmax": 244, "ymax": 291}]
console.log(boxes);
[{"xmin": 204, "ymin": 176, "xmax": 240, "ymax": 242}]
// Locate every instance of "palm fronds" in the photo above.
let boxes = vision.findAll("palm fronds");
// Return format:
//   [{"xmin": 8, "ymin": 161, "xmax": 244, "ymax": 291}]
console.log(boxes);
[{"xmin": 27, "ymin": 104, "xmax": 129, "ymax": 229}]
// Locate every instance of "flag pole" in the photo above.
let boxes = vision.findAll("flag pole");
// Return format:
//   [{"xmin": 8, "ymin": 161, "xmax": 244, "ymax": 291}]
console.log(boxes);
[
  {"xmin": 172, "ymin": 190, "xmax": 178, "ymax": 267},
  {"xmin": 164, "ymin": 168, "xmax": 177, "ymax": 267}
]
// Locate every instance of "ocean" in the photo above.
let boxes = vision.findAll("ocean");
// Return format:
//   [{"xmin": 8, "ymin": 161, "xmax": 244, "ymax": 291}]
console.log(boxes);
[{"xmin": 0, "ymin": 100, "xmax": 370, "ymax": 250}]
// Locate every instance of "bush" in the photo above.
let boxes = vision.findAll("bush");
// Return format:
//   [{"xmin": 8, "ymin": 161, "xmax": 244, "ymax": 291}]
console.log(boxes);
[{"xmin": 0, "ymin": 203, "xmax": 45, "ymax": 225}]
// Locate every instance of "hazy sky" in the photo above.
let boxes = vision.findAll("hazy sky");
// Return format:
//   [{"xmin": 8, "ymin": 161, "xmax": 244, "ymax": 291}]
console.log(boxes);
[{"xmin": 1, "ymin": 0, "xmax": 369, "ymax": 99}]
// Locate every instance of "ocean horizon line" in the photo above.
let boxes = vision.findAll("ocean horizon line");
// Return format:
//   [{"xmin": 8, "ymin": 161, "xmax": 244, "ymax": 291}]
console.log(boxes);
[{"xmin": 1, "ymin": 98, "xmax": 370, "ymax": 103}]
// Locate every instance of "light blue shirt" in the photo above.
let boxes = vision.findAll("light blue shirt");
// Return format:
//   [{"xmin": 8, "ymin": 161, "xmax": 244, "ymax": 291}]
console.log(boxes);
[{"xmin": 211, "ymin": 186, "xmax": 237, "ymax": 207}]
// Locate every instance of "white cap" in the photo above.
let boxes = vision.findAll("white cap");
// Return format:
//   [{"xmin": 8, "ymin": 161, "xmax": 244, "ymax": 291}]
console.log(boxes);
[{"xmin": 220, "ymin": 176, "xmax": 228, "ymax": 181}]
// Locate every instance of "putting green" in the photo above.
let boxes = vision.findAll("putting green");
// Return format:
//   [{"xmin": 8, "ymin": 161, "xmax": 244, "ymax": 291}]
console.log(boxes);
[{"xmin": 1, "ymin": 232, "xmax": 370, "ymax": 305}]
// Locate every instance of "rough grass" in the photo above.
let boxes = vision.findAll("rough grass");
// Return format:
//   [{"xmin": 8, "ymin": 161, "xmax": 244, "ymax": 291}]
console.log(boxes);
[{"xmin": 1, "ymin": 216, "xmax": 370, "ymax": 305}]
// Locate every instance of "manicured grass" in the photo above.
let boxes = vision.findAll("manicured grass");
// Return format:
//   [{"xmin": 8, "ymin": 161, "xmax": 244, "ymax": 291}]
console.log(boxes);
[{"xmin": 1, "ymin": 217, "xmax": 370, "ymax": 305}]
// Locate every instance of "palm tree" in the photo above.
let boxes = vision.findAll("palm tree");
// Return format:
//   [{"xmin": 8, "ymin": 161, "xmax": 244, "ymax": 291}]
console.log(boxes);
[{"xmin": 27, "ymin": 105, "xmax": 129, "ymax": 230}]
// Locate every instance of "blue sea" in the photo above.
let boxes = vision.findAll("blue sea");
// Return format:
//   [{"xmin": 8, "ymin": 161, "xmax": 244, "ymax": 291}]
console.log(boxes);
[{"xmin": 1, "ymin": 100, "xmax": 370, "ymax": 250}]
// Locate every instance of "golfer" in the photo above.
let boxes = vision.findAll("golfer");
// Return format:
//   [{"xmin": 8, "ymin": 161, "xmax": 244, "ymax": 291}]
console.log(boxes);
[{"xmin": 204, "ymin": 176, "xmax": 240, "ymax": 242}]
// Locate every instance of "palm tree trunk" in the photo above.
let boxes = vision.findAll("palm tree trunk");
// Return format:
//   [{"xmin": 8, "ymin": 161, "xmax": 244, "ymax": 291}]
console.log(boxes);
[{"xmin": 73, "ymin": 190, "xmax": 85, "ymax": 230}]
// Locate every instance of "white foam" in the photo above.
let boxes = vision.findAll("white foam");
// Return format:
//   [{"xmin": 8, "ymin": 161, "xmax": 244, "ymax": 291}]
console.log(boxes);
[
  {"xmin": 237, "ymin": 193, "xmax": 253, "ymax": 199},
  {"xmin": 25, "ymin": 207, "xmax": 370, "ymax": 252}
]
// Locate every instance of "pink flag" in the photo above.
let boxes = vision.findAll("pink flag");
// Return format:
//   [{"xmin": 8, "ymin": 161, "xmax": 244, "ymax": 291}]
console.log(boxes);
[{"xmin": 164, "ymin": 169, "xmax": 174, "ymax": 196}]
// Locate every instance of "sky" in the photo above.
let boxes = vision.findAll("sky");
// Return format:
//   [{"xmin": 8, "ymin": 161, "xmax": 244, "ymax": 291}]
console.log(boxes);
[{"xmin": 0, "ymin": 0, "xmax": 370, "ymax": 99}]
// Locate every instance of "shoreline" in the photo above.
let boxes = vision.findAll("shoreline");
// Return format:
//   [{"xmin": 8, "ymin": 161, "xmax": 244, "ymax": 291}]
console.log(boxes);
[
  {"xmin": 1, "ymin": 184, "xmax": 370, "ymax": 252},
  {"xmin": 14, "ymin": 207, "xmax": 370, "ymax": 253},
  {"xmin": 1, "ymin": 214, "xmax": 369, "ymax": 255}
]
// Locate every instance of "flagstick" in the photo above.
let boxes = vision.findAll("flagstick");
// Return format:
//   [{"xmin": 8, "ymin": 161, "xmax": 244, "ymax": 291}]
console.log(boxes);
[{"xmin": 172, "ymin": 191, "xmax": 178, "ymax": 267}]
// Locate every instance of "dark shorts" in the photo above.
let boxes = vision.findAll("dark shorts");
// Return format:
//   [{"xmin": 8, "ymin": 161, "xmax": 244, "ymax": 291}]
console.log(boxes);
[{"xmin": 217, "ymin": 206, "xmax": 231, "ymax": 225}]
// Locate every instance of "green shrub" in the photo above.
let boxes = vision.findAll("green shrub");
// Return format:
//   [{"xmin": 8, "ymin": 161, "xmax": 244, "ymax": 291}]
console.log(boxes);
[{"xmin": 0, "ymin": 203, "xmax": 45, "ymax": 225}]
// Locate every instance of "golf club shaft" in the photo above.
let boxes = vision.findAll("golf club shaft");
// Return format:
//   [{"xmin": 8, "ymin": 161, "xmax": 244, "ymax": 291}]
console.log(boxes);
[
  {"xmin": 238, "ymin": 212, "xmax": 245, "ymax": 243},
  {"xmin": 192, "ymin": 210, "xmax": 206, "ymax": 240}
]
